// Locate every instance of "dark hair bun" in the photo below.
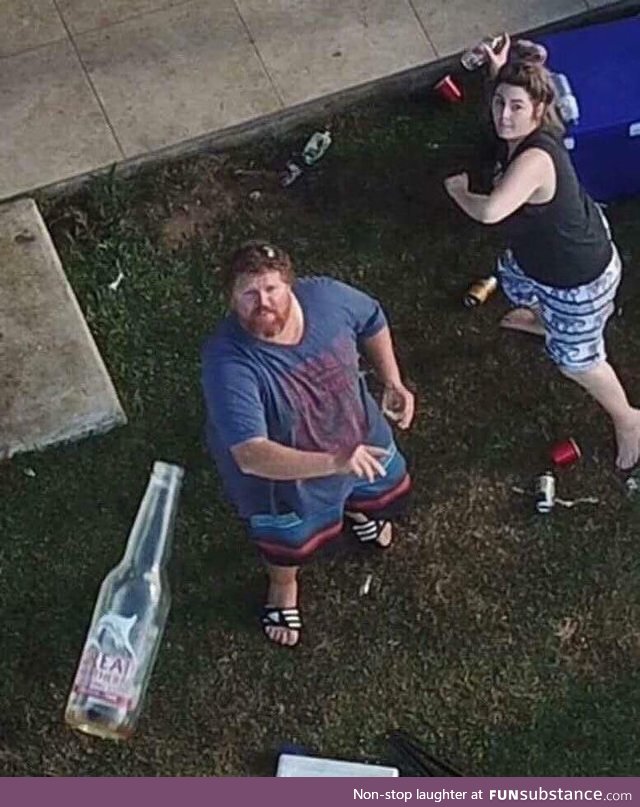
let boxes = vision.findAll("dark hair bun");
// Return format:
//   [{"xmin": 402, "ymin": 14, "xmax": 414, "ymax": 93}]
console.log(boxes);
[{"xmin": 509, "ymin": 39, "xmax": 548, "ymax": 66}]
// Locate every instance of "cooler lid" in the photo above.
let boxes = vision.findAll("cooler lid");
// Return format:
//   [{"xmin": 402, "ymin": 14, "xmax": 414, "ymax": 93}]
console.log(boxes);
[
  {"xmin": 276, "ymin": 753, "xmax": 399, "ymax": 777},
  {"xmin": 538, "ymin": 16, "xmax": 640, "ymax": 135}
]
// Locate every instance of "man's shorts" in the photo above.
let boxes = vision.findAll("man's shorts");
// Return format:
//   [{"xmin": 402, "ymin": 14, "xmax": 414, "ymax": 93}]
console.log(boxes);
[
  {"xmin": 497, "ymin": 244, "xmax": 622, "ymax": 373},
  {"xmin": 247, "ymin": 442, "xmax": 411, "ymax": 567}
]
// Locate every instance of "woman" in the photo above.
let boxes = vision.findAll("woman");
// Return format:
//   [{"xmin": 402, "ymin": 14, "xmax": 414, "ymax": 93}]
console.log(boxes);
[{"xmin": 444, "ymin": 43, "xmax": 640, "ymax": 470}]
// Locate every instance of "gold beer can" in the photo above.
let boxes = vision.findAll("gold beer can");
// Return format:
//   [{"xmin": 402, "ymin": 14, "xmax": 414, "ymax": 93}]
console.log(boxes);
[{"xmin": 463, "ymin": 275, "xmax": 498, "ymax": 308}]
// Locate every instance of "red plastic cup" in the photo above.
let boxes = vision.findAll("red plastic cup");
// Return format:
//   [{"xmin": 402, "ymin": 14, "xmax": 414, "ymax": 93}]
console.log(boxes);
[
  {"xmin": 550, "ymin": 438, "xmax": 581, "ymax": 467},
  {"xmin": 434, "ymin": 74, "xmax": 463, "ymax": 103}
]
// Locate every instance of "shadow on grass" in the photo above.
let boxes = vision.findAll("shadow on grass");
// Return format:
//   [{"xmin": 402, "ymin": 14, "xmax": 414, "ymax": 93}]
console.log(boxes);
[{"xmin": 486, "ymin": 676, "xmax": 640, "ymax": 776}]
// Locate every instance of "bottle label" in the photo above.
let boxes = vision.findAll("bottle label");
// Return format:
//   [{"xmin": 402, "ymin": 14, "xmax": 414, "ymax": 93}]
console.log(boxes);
[{"xmin": 72, "ymin": 613, "xmax": 138, "ymax": 708}]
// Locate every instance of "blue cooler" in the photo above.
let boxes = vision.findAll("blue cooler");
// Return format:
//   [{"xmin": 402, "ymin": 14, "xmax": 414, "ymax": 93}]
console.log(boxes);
[{"xmin": 538, "ymin": 16, "xmax": 640, "ymax": 202}]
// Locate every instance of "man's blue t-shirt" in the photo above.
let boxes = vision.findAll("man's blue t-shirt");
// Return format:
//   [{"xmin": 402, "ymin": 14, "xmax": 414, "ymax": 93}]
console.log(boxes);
[{"xmin": 201, "ymin": 276, "xmax": 394, "ymax": 520}]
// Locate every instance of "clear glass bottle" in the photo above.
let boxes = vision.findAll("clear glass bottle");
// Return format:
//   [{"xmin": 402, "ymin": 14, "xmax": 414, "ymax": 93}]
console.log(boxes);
[
  {"xmin": 302, "ymin": 130, "xmax": 332, "ymax": 165},
  {"xmin": 381, "ymin": 386, "xmax": 405, "ymax": 423},
  {"xmin": 64, "ymin": 461, "xmax": 184, "ymax": 740},
  {"xmin": 460, "ymin": 34, "xmax": 504, "ymax": 71}
]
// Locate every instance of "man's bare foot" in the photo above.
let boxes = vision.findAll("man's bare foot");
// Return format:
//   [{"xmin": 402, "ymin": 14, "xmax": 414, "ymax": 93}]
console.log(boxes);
[
  {"xmin": 614, "ymin": 408, "xmax": 640, "ymax": 470},
  {"xmin": 500, "ymin": 307, "xmax": 545, "ymax": 337},
  {"xmin": 263, "ymin": 572, "xmax": 300, "ymax": 647}
]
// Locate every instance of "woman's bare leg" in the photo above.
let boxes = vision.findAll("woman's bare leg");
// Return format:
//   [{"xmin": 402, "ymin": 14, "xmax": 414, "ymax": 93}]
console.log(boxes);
[{"xmin": 561, "ymin": 361, "xmax": 640, "ymax": 470}]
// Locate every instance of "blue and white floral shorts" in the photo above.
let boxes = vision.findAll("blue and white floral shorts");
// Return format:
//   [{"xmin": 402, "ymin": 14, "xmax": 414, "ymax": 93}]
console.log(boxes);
[{"xmin": 497, "ymin": 244, "xmax": 622, "ymax": 373}]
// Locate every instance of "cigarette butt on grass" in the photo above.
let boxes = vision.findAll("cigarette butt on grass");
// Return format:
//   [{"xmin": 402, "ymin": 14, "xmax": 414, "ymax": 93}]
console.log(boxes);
[{"xmin": 359, "ymin": 574, "xmax": 373, "ymax": 597}]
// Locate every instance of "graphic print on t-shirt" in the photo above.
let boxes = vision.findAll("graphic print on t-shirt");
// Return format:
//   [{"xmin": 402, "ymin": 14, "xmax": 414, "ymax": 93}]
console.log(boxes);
[{"xmin": 281, "ymin": 333, "xmax": 367, "ymax": 452}]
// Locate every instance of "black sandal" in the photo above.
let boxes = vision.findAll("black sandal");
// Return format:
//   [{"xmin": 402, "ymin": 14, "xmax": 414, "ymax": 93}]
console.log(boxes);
[
  {"xmin": 346, "ymin": 516, "xmax": 393, "ymax": 549},
  {"xmin": 261, "ymin": 605, "xmax": 302, "ymax": 645}
]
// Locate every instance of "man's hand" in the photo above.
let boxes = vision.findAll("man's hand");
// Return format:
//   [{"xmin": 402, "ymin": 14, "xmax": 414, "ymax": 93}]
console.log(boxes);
[
  {"xmin": 381, "ymin": 383, "xmax": 415, "ymax": 430},
  {"xmin": 333, "ymin": 445, "xmax": 389, "ymax": 483},
  {"xmin": 444, "ymin": 172, "xmax": 470, "ymax": 199}
]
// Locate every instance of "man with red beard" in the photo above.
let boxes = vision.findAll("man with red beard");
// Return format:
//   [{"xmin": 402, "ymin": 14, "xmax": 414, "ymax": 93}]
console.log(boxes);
[{"xmin": 201, "ymin": 241, "xmax": 415, "ymax": 647}]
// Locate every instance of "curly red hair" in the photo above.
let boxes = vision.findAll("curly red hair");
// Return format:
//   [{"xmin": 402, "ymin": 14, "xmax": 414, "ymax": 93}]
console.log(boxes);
[{"xmin": 224, "ymin": 241, "xmax": 295, "ymax": 295}]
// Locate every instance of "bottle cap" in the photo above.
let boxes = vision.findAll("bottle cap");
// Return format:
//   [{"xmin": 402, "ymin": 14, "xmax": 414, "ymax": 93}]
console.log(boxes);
[{"xmin": 152, "ymin": 461, "xmax": 185, "ymax": 483}]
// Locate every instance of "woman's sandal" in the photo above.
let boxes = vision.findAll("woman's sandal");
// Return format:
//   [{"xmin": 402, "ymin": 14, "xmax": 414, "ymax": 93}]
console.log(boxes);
[
  {"xmin": 346, "ymin": 516, "xmax": 393, "ymax": 549},
  {"xmin": 261, "ymin": 605, "xmax": 302, "ymax": 646}
]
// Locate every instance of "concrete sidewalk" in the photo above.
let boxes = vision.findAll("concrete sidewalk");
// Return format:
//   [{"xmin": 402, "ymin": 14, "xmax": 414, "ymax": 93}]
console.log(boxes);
[
  {"xmin": 0, "ymin": 198, "xmax": 126, "ymax": 460},
  {"xmin": 0, "ymin": 0, "xmax": 620, "ymax": 202}
]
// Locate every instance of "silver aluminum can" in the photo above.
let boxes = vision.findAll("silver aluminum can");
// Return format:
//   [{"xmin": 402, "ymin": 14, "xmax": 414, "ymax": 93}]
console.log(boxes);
[{"xmin": 535, "ymin": 471, "xmax": 556, "ymax": 514}]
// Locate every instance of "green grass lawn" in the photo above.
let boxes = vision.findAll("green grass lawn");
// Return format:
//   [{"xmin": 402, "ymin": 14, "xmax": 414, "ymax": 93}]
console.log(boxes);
[{"xmin": 2, "ymin": 84, "xmax": 640, "ymax": 776}]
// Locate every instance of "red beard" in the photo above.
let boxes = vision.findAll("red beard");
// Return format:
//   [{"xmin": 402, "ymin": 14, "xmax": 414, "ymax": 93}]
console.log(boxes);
[{"xmin": 246, "ymin": 298, "xmax": 292, "ymax": 339}]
